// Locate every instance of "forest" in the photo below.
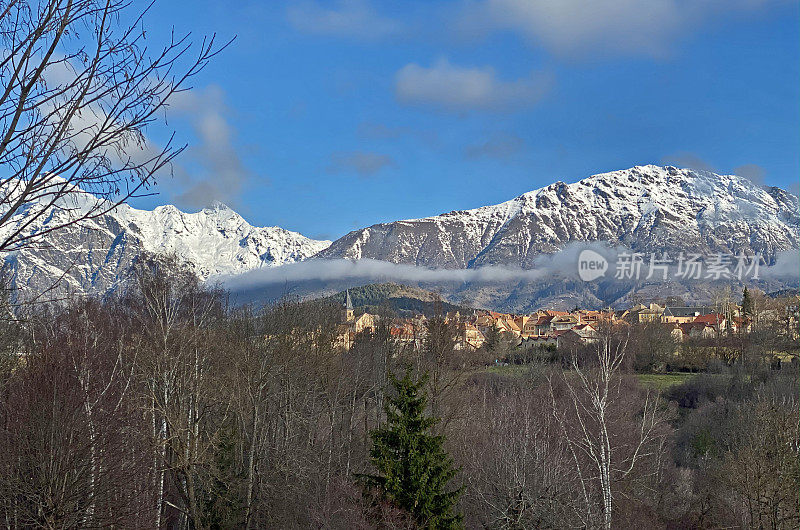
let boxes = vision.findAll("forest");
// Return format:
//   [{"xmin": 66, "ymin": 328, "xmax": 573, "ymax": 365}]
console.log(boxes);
[{"xmin": 0, "ymin": 255, "xmax": 797, "ymax": 529}]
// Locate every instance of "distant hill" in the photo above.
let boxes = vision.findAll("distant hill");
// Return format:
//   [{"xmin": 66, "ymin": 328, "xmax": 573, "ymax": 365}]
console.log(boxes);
[
  {"xmin": 322, "ymin": 283, "xmax": 475, "ymax": 317},
  {"xmin": 768, "ymin": 288, "xmax": 800, "ymax": 299}
]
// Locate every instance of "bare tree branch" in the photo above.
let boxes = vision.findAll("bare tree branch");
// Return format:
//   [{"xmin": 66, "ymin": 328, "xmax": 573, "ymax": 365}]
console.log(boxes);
[{"xmin": 0, "ymin": 0, "xmax": 230, "ymax": 262}]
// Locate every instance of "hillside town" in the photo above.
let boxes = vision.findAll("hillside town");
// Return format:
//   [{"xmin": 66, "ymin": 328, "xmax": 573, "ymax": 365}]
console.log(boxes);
[{"xmin": 336, "ymin": 289, "xmax": 800, "ymax": 356}]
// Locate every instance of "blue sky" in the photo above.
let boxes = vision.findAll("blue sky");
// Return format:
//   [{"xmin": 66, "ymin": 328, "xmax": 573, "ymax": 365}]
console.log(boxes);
[{"xmin": 130, "ymin": 0, "xmax": 799, "ymax": 241}]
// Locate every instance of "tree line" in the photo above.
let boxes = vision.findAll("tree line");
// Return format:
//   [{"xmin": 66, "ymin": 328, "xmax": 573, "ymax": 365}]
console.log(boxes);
[{"xmin": 0, "ymin": 255, "xmax": 797, "ymax": 529}]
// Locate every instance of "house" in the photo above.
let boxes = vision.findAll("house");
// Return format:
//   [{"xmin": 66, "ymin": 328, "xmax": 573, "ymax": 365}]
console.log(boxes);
[
  {"xmin": 532, "ymin": 315, "xmax": 554, "ymax": 335},
  {"xmin": 474, "ymin": 312, "xmax": 496, "ymax": 334},
  {"xmin": 661, "ymin": 306, "xmax": 715, "ymax": 324},
  {"xmin": 628, "ymin": 303, "xmax": 663, "ymax": 323},
  {"xmin": 390, "ymin": 322, "xmax": 421, "ymax": 350},
  {"xmin": 520, "ymin": 334, "xmax": 558, "ymax": 348},
  {"xmin": 693, "ymin": 313, "xmax": 727, "ymax": 333},
  {"xmin": 521, "ymin": 317, "xmax": 540, "ymax": 336},
  {"xmin": 556, "ymin": 325, "xmax": 599, "ymax": 348},
  {"xmin": 571, "ymin": 323, "xmax": 599, "ymax": 343},
  {"xmin": 550, "ymin": 314, "xmax": 579, "ymax": 332},
  {"xmin": 669, "ymin": 313, "xmax": 728, "ymax": 341},
  {"xmin": 500, "ymin": 317, "xmax": 522, "ymax": 336},
  {"xmin": 679, "ymin": 322, "xmax": 716, "ymax": 340},
  {"xmin": 551, "ymin": 330, "xmax": 574, "ymax": 349},
  {"xmin": 576, "ymin": 310, "xmax": 612, "ymax": 324},
  {"xmin": 669, "ymin": 323, "xmax": 684, "ymax": 342},
  {"xmin": 474, "ymin": 311, "xmax": 522, "ymax": 337},
  {"xmin": 461, "ymin": 323, "xmax": 486, "ymax": 350},
  {"xmin": 732, "ymin": 316, "xmax": 752, "ymax": 334},
  {"xmin": 390, "ymin": 323, "xmax": 414, "ymax": 341},
  {"xmin": 353, "ymin": 312, "xmax": 377, "ymax": 333}
]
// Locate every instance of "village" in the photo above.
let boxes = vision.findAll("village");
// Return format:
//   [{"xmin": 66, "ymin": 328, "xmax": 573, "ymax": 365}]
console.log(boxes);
[{"xmin": 336, "ymin": 289, "xmax": 800, "ymax": 355}]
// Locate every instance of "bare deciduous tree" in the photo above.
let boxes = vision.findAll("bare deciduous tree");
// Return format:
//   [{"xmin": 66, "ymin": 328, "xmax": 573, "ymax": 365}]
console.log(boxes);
[
  {"xmin": 0, "ymin": 0, "xmax": 225, "ymax": 254},
  {"xmin": 453, "ymin": 374, "xmax": 585, "ymax": 528},
  {"xmin": 550, "ymin": 322, "xmax": 669, "ymax": 530}
]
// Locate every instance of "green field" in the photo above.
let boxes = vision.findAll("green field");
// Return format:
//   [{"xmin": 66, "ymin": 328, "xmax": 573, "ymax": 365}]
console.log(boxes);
[
  {"xmin": 484, "ymin": 364, "xmax": 538, "ymax": 377},
  {"xmin": 636, "ymin": 372, "xmax": 697, "ymax": 390},
  {"xmin": 482, "ymin": 365, "xmax": 699, "ymax": 391}
]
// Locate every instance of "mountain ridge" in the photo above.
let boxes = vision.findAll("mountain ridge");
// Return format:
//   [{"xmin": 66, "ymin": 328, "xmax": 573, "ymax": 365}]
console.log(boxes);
[
  {"xmin": 3, "ymin": 190, "xmax": 330, "ymax": 300},
  {"xmin": 3, "ymin": 165, "xmax": 798, "ymax": 305},
  {"xmin": 316, "ymin": 165, "xmax": 798, "ymax": 268}
]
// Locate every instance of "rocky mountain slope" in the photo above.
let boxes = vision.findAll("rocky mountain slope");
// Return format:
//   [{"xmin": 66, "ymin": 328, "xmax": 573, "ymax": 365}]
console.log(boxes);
[
  {"xmin": 4, "ymin": 165, "xmax": 797, "ymax": 310},
  {"xmin": 316, "ymin": 165, "xmax": 798, "ymax": 268},
  {"xmin": 3, "ymin": 192, "xmax": 330, "ymax": 300}
]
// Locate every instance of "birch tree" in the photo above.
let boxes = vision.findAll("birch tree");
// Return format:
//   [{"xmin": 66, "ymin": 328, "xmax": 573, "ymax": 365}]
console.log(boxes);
[
  {"xmin": 126, "ymin": 253, "xmax": 229, "ymax": 528},
  {"xmin": 550, "ymin": 322, "xmax": 669, "ymax": 529}
]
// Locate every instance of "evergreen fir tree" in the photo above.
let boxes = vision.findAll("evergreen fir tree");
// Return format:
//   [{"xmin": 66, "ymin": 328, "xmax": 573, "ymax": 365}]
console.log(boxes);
[
  {"xmin": 201, "ymin": 426, "xmax": 245, "ymax": 529},
  {"xmin": 361, "ymin": 366, "xmax": 463, "ymax": 529},
  {"xmin": 482, "ymin": 324, "xmax": 502, "ymax": 354},
  {"xmin": 741, "ymin": 287, "xmax": 754, "ymax": 319}
]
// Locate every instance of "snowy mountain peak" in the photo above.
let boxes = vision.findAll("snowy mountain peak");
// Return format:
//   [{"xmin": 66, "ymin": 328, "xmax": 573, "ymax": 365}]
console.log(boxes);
[
  {"xmin": 4, "ymin": 189, "xmax": 331, "ymax": 299},
  {"xmin": 316, "ymin": 165, "xmax": 798, "ymax": 268},
  {"xmin": 5, "ymin": 165, "xmax": 797, "ymax": 303},
  {"xmin": 205, "ymin": 200, "xmax": 232, "ymax": 211}
]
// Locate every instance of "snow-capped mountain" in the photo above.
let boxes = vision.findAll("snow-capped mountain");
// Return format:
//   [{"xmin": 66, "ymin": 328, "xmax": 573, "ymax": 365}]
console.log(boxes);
[
  {"xmin": 5, "ymin": 165, "xmax": 798, "ymax": 308},
  {"xmin": 317, "ymin": 165, "xmax": 799, "ymax": 268},
  {"xmin": 3, "ymin": 190, "xmax": 330, "ymax": 299}
]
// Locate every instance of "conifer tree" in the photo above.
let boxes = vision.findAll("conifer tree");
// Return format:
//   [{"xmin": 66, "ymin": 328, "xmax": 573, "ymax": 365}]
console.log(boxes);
[
  {"xmin": 201, "ymin": 426, "xmax": 245, "ymax": 528},
  {"xmin": 361, "ymin": 366, "xmax": 463, "ymax": 528},
  {"xmin": 482, "ymin": 324, "xmax": 503, "ymax": 354},
  {"xmin": 741, "ymin": 287, "xmax": 754, "ymax": 320}
]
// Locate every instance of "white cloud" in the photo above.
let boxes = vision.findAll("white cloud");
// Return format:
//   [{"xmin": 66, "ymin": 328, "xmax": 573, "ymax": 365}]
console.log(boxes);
[
  {"xmin": 216, "ymin": 242, "xmax": 619, "ymax": 290},
  {"xmin": 328, "ymin": 151, "xmax": 396, "ymax": 177},
  {"xmin": 465, "ymin": 133, "xmax": 525, "ymax": 159},
  {"xmin": 218, "ymin": 258, "xmax": 548, "ymax": 291},
  {"xmin": 168, "ymin": 85, "xmax": 253, "ymax": 210},
  {"xmin": 660, "ymin": 152, "xmax": 716, "ymax": 173},
  {"xmin": 37, "ymin": 56, "xmax": 251, "ymax": 210},
  {"xmin": 459, "ymin": 0, "xmax": 789, "ymax": 58},
  {"xmin": 287, "ymin": 0, "xmax": 401, "ymax": 40},
  {"xmin": 394, "ymin": 59, "xmax": 551, "ymax": 112},
  {"xmin": 761, "ymin": 249, "xmax": 800, "ymax": 279},
  {"xmin": 733, "ymin": 164, "xmax": 766, "ymax": 186}
]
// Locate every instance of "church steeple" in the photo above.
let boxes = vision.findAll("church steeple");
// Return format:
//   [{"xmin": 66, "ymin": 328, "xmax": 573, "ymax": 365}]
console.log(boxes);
[{"xmin": 344, "ymin": 289, "xmax": 354, "ymax": 322}]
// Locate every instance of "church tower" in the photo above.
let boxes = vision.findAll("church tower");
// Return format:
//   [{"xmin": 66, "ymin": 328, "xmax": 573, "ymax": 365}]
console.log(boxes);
[{"xmin": 344, "ymin": 289, "xmax": 354, "ymax": 322}]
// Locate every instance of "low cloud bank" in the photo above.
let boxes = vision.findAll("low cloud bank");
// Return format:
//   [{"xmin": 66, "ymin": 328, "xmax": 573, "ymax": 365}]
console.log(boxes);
[
  {"xmin": 765, "ymin": 250, "xmax": 800, "ymax": 280},
  {"xmin": 216, "ymin": 242, "xmax": 799, "ymax": 293},
  {"xmin": 216, "ymin": 242, "xmax": 614, "ymax": 291},
  {"xmin": 219, "ymin": 258, "xmax": 547, "ymax": 291}
]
